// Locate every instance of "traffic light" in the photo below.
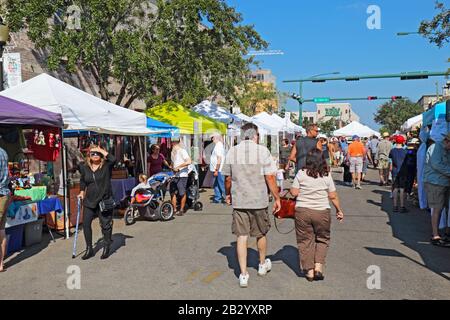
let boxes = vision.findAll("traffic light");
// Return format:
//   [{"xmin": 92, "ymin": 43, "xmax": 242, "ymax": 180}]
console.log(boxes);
[
  {"xmin": 367, "ymin": 96, "xmax": 378, "ymax": 100},
  {"xmin": 391, "ymin": 96, "xmax": 403, "ymax": 101}
]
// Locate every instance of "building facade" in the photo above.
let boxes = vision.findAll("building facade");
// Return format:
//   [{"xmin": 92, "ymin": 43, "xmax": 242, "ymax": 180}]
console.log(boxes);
[
  {"xmin": 293, "ymin": 102, "xmax": 360, "ymax": 128},
  {"xmin": 247, "ymin": 69, "xmax": 279, "ymax": 114}
]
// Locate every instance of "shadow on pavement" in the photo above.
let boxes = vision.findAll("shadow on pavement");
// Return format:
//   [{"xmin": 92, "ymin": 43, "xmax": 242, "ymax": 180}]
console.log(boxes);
[
  {"xmin": 369, "ymin": 188, "xmax": 450, "ymax": 281},
  {"xmin": 4, "ymin": 232, "xmax": 57, "ymax": 269},
  {"xmin": 218, "ymin": 242, "xmax": 303, "ymax": 278},
  {"xmin": 93, "ymin": 233, "xmax": 134, "ymax": 257},
  {"xmin": 268, "ymin": 245, "xmax": 303, "ymax": 277},
  {"xmin": 218, "ymin": 242, "xmax": 260, "ymax": 278}
]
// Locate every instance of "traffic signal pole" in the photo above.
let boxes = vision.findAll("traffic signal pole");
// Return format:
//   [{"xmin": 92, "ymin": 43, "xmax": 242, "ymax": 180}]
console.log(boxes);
[
  {"xmin": 303, "ymin": 96, "xmax": 405, "ymax": 103},
  {"xmin": 284, "ymin": 70, "xmax": 449, "ymax": 126},
  {"xmin": 284, "ymin": 71, "xmax": 449, "ymax": 84}
]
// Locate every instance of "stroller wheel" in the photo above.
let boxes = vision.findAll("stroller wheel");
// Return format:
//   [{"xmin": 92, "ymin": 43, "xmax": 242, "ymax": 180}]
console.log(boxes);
[
  {"xmin": 194, "ymin": 202, "xmax": 203, "ymax": 212},
  {"xmin": 124, "ymin": 207, "xmax": 136, "ymax": 225},
  {"xmin": 159, "ymin": 201, "xmax": 174, "ymax": 221}
]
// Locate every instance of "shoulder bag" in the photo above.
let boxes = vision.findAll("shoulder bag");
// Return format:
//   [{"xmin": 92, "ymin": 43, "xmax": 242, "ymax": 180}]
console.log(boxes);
[
  {"xmin": 273, "ymin": 190, "xmax": 296, "ymax": 234},
  {"xmin": 92, "ymin": 172, "xmax": 116, "ymax": 213}
]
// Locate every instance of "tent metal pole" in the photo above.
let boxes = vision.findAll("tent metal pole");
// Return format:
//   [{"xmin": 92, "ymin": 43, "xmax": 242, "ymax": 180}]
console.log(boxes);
[
  {"xmin": 62, "ymin": 130, "xmax": 70, "ymax": 239},
  {"xmin": 138, "ymin": 136, "xmax": 144, "ymax": 175}
]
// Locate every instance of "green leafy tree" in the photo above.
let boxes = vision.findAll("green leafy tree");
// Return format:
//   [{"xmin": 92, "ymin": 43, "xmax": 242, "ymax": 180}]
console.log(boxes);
[
  {"xmin": 4, "ymin": 0, "xmax": 267, "ymax": 108},
  {"xmin": 374, "ymin": 99, "xmax": 423, "ymax": 134},
  {"xmin": 419, "ymin": 1, "xmax": 449, "ymax": 48},
  {"xmin": 237, "ymin": 81, "xmax": 278, "ymax": 116},
  {"xmin": 318, "ymin": 118, "xmax": 337, "ymax": 136}
]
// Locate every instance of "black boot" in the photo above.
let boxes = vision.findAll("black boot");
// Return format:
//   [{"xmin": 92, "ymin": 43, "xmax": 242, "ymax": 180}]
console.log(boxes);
[
  {"xmin": 100, "ymin": 244, "xmax": 110, "ymax": 259},
  {"xmin": 81, "ymin": 246, "xmax": 95, "ymax": 260}
]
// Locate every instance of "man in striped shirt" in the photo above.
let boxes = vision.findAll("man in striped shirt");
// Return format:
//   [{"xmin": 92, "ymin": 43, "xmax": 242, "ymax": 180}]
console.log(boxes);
[{"xmin": 0, "ymin": 145, "xmax": 10, "ymax": 272}]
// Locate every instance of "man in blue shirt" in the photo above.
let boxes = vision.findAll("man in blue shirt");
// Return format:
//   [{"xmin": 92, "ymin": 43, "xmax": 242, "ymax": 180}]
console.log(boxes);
[
  {"xmin": 0, "ymin": 145, "xmax": 11, "ymax": 272},
  {"xmin": 339, "ymin": 136, "xmax": 349, "ymax": 158},
  {"xmin": 424, "ymin": 133, "xmax": 450, "ymax": 247},
  {"xmin": 389, "ymin": 136, "xmax": 408, "ymax": 213}
]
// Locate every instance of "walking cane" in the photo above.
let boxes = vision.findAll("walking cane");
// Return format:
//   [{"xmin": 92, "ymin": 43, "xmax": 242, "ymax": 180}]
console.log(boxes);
[{"xmin": 72, "ymin": 197, "xmax": 82, "ymax": 259}]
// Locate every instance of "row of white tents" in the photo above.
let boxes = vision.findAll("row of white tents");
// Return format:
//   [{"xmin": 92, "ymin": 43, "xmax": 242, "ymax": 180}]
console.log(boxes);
[
  {"xmin": 193, "ymin": 100, "xmax": 382, "ymax": 139},
  {"xmin": 192, "ymin": 100, "xmax": 306, "ymax": 136}
]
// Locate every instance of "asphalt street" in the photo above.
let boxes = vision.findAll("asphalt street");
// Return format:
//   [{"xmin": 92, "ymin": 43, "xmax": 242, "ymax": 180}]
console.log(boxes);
[{"xmin": 1, "ymin": 168, "xmax": 449, "ymax": 300}]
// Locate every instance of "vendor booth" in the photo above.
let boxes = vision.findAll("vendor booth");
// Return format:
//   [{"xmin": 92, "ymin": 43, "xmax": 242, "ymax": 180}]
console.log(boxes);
[
  {"xmin": 146, "ymin": 101, "xmax": 227, "ymax": 188},
  {"xmin": 0, "ymin": 95, "xmax": 64, "ymax": 255},
  {"xmin": 1, "ymin": 74, "xmax": 165, "ymax": 239},
  {"xmin": 333, "ymin": 121, "xmax": 380, "ymax": 138}
]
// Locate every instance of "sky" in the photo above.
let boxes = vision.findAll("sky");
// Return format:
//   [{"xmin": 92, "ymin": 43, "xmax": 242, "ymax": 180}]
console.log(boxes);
[{"xmin": 225, "ymin": 0, "xmax": 449, "ymax": 129}]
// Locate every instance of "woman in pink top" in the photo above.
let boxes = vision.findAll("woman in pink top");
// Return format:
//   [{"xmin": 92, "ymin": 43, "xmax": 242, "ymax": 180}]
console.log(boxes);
[{"xmin": 148, "ymin": 144, "xmax": 171, "ymax": 177}]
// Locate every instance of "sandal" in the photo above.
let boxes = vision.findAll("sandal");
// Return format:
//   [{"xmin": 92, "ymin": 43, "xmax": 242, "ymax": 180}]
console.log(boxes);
[{"xmin": 431, "ymin": 238, "xmax": 450, "ymax": 247}]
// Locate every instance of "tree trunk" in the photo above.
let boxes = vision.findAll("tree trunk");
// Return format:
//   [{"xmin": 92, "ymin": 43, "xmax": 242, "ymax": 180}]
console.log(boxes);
[
  {"xmin": 124, "ymin": 93, "xmax": 138, "ymax": 109},
  {"xmin": 115, "ymin": 83, "xmax": 128, "ymax": 106}
]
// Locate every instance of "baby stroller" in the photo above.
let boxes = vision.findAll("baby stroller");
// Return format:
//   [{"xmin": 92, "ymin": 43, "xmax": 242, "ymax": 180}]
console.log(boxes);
[
  {"xmin": 185, "ymin": 165, "xmax": 203, "ymax": 212},
  {"xmin": 124, "ymin": 172, "xmax": 175, "ymax": 225}
]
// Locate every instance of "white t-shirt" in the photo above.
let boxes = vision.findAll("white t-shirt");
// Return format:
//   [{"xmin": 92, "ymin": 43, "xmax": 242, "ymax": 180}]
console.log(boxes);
[
  {"xmin": 171, "ymin": 148, "xmax": 191, "ymax": 178},
  {"xmin": 131, "ymin": 182, "xmax": 148, "ymax": 197},
  {"xmin": 210, "ymin": 141, "xmax": 225, "ymax": 172},
  {"xmin": 292, "ymin": 170, "xmax": 336, "ymax": 210}
]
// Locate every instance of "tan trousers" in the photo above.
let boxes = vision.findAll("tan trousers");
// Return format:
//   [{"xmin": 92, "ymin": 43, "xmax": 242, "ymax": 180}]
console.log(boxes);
[{"xmin": 295, "ymin": 207, "xmax": 331, "ymax": 271}]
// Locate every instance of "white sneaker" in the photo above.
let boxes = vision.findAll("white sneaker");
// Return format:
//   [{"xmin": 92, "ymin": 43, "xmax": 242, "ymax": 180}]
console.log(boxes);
[
  {"xmin": 258, "ymin": 258, "xmax": 272, "ymax": 276},
  {"xmin": 239, "ymin": 273, "xmax": 249, "ymax": 288}
]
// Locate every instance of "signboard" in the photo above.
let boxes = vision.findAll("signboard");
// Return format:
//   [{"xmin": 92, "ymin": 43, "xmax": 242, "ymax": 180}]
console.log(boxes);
[
  {"xmin": 325, "ymin": 107, "xmax": 342, "ymax": 117},
  {"xmin": 6, "ymin": 202, "xmax": 39, "ymax": 229},
  {"xmin": 314, "ymin": 97, "xmax": 330, "ymax": 103},
  {"xmin": 3, "ymin": 52, "xmax": 22, "ymax": 89}
]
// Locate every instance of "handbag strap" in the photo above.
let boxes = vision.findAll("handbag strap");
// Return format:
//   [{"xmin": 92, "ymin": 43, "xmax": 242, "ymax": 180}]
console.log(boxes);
[{"xmin": 273, "ymin": 215, "xmax": 295, "ymax": 234}]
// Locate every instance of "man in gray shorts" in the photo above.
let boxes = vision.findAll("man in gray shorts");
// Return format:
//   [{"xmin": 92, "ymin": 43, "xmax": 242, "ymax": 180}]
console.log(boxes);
[
  {"xmin": 223, "ymin": 123, "xmax": 281, "ymax": 288},
  {"xmin": 424, "ymin": 133, "xmax": 450, "ymax": 247}
]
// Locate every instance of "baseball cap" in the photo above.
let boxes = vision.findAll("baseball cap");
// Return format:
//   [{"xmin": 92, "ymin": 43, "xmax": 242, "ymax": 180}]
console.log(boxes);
[
  {"xmin": 382, "ymin": 132, "xmax": 390, "ymax": 138},
  {"xmin": 352, "ymin": 135, "xmax": 360, "ymax": 140},
  {"xmin": 395, "ymin": 135, "xmax": 406, "ymax": 144}
]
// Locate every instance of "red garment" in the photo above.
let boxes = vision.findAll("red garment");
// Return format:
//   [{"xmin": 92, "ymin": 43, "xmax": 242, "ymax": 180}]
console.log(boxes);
[
  {"xmin": 27, "ymin": 126, "xmax": 61, "ymax": 162},
  {"xmin": 148, "ymin": 153, "xmax": 166, "ymax": 177}
]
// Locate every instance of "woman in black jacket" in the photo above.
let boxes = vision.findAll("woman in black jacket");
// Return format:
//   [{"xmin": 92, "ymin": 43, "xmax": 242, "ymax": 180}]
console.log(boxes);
[{"xmin": 78, "ymin": 145, "xmax": 116, "ymax": 260}]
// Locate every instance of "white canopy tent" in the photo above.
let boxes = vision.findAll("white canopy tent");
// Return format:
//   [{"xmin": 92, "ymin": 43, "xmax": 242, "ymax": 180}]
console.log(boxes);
[
  {"xmin": 333, "ymin": 121, "xmax": 380, "ymax": 138},
  {"xmin": 271, "ymin": 113, "xmax": 305, "ymax": 135},
  {"xmin": 0, "ymin": 73, "xmax": 159, "ymax": 136},
  {"xmin": 285, "ymin": 117, "xmax": 306, "ymax": 135},
  {"xmin": 401, "ymin": 114, "xmax": 422, "ymax": 132},
  {"xmin": 251, "ymin": 112, "xmax": 283, "ymax": 135},
  {"xmin": 234, "ymin": 112, "xmax": 253, "ymax": 123}
]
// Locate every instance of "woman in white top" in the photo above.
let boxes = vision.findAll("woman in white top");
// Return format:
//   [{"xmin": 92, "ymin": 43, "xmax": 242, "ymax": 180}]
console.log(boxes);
[{"xmin": 290, "ymin": 149, "xmax": 344, "ymax": 282}]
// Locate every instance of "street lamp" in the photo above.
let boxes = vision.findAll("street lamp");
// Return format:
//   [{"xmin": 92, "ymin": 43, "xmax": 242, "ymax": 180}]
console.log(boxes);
[
  {"xmin": 0, "ymin": 17, "xmax": 10, "ymax": 91},
  {"xmin": 292, "ymin": 72, "xmax": 341, "ymax": 127}
]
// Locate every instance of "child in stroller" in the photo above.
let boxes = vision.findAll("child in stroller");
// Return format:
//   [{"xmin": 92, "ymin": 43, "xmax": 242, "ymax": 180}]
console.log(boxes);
[{"xmin": 124, "ymin": 172, "xmax": 175, "ymax": 225}]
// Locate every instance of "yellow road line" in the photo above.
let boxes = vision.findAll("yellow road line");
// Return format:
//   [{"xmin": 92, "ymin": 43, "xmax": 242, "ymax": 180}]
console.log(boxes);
[
  {"xmin": 186, "ymin": 270, "xmax": 201, "ymax": 282},
  {"xmin": 202, "ymin": 271, "xmax": 224, "ymax": 284}
]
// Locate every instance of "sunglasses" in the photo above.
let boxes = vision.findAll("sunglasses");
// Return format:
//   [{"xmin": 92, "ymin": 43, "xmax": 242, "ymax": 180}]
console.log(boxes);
[{"xmin": 90, "ymin": 152, "xmax": 102, "ymax": 157}]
